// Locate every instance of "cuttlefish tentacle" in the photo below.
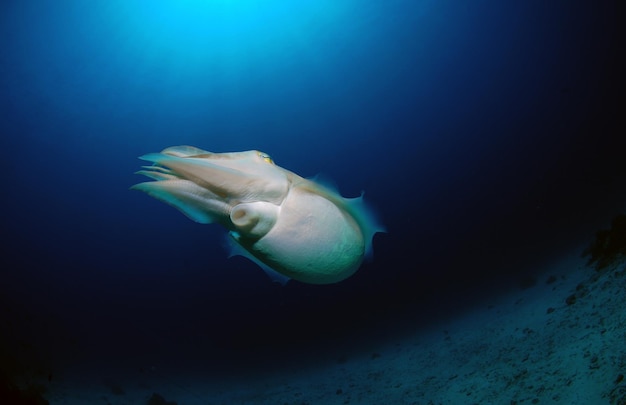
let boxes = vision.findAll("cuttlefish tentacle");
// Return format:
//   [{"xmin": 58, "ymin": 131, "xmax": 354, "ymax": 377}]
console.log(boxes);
[{"xmin": 132, "ymin": 145, "xmax": 384, "ymax": 284}]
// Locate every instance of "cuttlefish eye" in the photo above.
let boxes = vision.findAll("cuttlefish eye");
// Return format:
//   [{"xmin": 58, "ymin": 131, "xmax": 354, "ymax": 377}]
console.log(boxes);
[{"xmin": 257, "ymin": 151, "xmax": 274, "ymax": 164}]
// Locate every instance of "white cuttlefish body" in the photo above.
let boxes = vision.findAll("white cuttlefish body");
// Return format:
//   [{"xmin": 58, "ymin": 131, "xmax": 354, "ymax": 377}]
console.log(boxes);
[{"xmin": 132, "ymin": 145, "xmax": 384, "ymax": 285}]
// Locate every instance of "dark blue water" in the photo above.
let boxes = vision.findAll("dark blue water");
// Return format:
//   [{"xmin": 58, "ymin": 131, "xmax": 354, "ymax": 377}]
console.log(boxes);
[{"xmin": 1, "ymin": 0, "xmax": 624, "ymax": 397}]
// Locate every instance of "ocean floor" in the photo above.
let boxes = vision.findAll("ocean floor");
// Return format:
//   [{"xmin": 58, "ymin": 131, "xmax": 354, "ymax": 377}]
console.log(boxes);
[{"xmin": 26, "ymin": 252, "xmax": 626, "ymax": 404}]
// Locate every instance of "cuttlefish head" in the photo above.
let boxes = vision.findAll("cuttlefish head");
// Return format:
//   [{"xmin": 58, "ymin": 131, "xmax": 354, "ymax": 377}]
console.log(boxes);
[
  {"xmin": 132, "ymin": 145, "xmax": 385, "ymax": 284},
  {"xmin": 132, "ymin": 145, "xmax": 289, "ymax": 238}
]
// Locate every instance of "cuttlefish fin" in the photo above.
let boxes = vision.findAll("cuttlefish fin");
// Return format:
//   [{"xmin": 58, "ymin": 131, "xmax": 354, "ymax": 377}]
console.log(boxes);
[
  {"xmin": 306, "ymin": 174, "xmax": 384, "ymax": 258},
  {"xmin": 297, "ymin": 176, "xmax": 386, "ymax": 260},
  {"xmin": 342, "ymin": 194, "xmax": 386, "ymax": 260},
  {"xmin": 226, "ymin": 232, "xmax": 291, "ymax": 285}
]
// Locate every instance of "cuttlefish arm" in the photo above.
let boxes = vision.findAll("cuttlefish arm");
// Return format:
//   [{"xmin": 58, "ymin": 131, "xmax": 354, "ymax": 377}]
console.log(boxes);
[{"xmin": 131, "ymin": 145, "xmax": 385, "ymax": 284}]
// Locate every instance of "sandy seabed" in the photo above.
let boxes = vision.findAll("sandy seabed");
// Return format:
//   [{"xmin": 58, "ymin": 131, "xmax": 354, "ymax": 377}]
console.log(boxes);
[{"xmin": 43, "ymin": 252, "xmax": 626, "ymax": 405}]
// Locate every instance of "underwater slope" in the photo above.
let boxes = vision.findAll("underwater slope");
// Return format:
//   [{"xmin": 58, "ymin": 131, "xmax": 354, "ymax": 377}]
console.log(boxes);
[{"xmin": 40, "ymin": 249, "xmax": 626, "ymax": 404}]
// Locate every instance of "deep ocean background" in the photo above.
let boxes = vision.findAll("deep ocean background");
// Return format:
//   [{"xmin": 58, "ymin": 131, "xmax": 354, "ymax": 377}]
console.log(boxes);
[{"xmin": 1, "ymin": 0, "xmax": 625, "ymax": 383}]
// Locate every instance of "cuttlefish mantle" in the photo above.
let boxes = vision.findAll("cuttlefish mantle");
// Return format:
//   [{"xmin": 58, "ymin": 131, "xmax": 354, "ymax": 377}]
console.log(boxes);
[{"xmin": 131, "ymin": 145, "xmax": 385, "ymax": 285}]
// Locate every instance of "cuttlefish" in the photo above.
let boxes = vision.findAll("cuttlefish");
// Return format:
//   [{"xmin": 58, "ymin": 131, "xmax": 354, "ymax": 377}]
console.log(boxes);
[{"xmin": 131, "ymin": 146, "xmax": 384, "ymax": 284}]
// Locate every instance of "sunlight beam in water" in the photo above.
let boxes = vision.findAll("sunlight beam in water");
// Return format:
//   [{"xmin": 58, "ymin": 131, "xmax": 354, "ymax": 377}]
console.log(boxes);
[{"xmin": 109, "ymin": 0, "xmax": 360, "ymax": 93}]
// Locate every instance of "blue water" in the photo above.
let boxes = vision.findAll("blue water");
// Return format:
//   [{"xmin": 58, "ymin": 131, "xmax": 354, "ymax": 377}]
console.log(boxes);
[{"xmin": 1, "ymin": 0, "xmax": 624, "ymax": 402}]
